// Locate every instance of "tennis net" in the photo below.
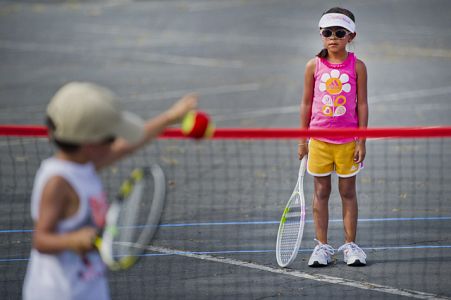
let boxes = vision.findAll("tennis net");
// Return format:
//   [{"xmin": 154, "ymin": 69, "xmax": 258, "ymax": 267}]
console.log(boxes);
[{"xmin": 1, "ymin": 125, "xmax": 451, "ymax": 299}]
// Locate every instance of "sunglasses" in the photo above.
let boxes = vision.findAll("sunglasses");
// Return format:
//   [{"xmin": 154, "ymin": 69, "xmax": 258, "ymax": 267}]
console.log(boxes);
[{"xmin": 320, "ymin": 28, "xmax": 350, "ymax": 39}]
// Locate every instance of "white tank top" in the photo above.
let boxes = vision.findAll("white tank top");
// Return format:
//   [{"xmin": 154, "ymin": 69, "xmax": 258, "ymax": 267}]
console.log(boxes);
[{"xmin": 23, "ymin": 157, "xmax": 110, "ymax": 300}]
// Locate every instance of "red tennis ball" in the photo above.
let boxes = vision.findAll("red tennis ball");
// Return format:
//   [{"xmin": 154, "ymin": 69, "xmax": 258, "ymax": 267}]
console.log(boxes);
[{"xmin": 181, "ymin": 111, "xmax": 214, "ymax": 139}]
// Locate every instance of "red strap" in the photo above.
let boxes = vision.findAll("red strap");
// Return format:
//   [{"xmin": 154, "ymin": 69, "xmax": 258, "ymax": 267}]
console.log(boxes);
[{"xmin": 1, "ymin": 125, "xmax": 451, "ymax": 139}]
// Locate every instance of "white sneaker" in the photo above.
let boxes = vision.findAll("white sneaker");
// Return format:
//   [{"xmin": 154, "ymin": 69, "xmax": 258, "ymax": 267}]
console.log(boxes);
[
  {"xmin": 308, "ymin": 239, "xmax": 335, "ymax": 267},
  {"xmin": 338, "ymin": 242, "xmax": 367, "ymax": 266}
]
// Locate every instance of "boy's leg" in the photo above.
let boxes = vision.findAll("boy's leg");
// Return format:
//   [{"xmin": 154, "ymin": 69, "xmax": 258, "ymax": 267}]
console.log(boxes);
[
  {"xmin": 338, "ymin": 176, "xmax": 357, "ymax": 243},
  {"xmin": 313, "ymin": 175, "xmax": 332, "ymax": 244}
]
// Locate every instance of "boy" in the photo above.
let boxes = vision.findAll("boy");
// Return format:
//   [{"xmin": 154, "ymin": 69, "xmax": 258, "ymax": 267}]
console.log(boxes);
[{"xmin": 23, "ymin": 82, "xmax": 197, "ymax": 300}]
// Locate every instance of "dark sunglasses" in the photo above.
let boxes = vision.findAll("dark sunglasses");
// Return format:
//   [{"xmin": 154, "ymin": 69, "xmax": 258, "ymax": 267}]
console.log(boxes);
[{"xmin": 320, "ymin": 28, "xmax": 350, "ymax": 39}]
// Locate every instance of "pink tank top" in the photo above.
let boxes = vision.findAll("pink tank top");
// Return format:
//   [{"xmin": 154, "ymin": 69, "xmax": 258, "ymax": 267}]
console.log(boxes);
[{"xmin": 309, "ymin": 52, "xmax": 358, "ymax": 144}]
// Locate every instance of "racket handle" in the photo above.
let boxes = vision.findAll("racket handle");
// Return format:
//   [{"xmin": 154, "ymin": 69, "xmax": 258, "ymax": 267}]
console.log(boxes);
[{"xmin": 93, "ymin": 236, "xmax": 102, "ymax": 250}]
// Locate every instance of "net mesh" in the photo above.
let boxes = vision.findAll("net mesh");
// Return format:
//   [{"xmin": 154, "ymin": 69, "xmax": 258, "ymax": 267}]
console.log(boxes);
[{"xmin": 1, "ymin": 126, "xmax": 451, "ymax": 299}]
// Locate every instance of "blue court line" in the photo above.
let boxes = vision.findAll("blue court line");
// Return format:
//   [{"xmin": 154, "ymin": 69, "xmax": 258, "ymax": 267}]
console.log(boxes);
[
  {"xmin": 159, "ymin": 216, "xmax": 451, "ymax": 228},
  {"xmin": 2, "ymin": 216, "xmax": 450, "ymax": 234},
  {"xmin": 0, "ymin": 229, "xmax": 34, "ymax": 233},
  {"xmin": 141, "ymin": 245, "xmax": 451, "ymax": 257},
  {"xmin": 1, "ymin": 245, "xmax": 450, "ymax": 262}
]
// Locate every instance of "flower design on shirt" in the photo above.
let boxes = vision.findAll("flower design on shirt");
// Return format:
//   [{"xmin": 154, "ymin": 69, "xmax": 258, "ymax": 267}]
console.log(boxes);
[
  {"xmin": 322, "ymin": 94, "xmax": 347, "ymax": 117},
  {"xmin": 319, "ymin": 69, "xmax": 351, "ymax": 95}
]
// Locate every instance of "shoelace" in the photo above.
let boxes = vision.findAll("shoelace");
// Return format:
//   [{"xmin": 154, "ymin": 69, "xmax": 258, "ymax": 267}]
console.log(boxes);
[
  {"xmin": 338, "ymin": 242, "xmax": 367, "ymax": 259},
  {"xmin": 314, "ymin": 239, "xmax": 335, "ymax": 256}
]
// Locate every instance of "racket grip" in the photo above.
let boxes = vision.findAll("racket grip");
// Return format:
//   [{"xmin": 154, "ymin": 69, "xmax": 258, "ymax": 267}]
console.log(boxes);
[{"xmin": 93, "ymin": 236, "xmax": 102, "ymax": 250}]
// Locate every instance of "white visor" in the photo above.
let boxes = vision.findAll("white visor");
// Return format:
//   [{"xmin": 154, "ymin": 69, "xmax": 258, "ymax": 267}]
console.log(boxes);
[{"xmin": 318, "ymin": 13, "xmax": 355, "ymax": 33}]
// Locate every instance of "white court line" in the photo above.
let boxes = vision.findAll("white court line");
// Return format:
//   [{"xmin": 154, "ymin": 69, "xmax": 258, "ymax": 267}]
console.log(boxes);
[
  {"xmin": 74, "ymin": 23, "xmax": 304, "ymax": 48},
  {"xmin": 107, "ymin": 0, "xmax": 279, "ymax": 12},
  {"xmin": 0, "ymin": 138, "xmax": 47, "ymax": 148},
  {"xmin": 0, "ymin": 82, "xmax": 263, "ymax": 113},
  {"xmin": 272, "ymin": 17, "xmax": 451, "ymax": 38},
  {"xmin": 0, "ymin": 82, "xmax": 262, "ymax": 118},
  {"xmin": 0, "ymin": 82, "xmax": 449, "ymax": 115},
  {"xmin": 0, "ymin": 40, "xmax": 243, "ymax": 68},
  {"xmin": 213, "ymin": 85, "xmax": 451, "ymax": 122},
  {"xmin": 370, "ymin": 86, "xmax": 451, "ymax": 103},
  {"xmin": 147, "ymin": 245, "xmax": 449, "ymax": 300},
  {"xmin": 127, "ymin": 82, "xmax": 263, "ymax": 103},
  {"xmin": 69, "ymin": 0, "xmax": 275, "ymax": 11},
  {"xmin": 178, "ymin": 1, "xmax": 257, "ymax": 12},
  {"xmin": 0, "ymin": 81, "xmax": 263, "ymax": 116}
]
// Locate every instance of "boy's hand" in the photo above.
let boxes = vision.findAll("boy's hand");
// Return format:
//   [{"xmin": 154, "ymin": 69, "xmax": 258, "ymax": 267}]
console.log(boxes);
[
  {"xmin": 69, "ymin": 226, "xmax": 98, "ymax": 254},
  {"xmin": 166, "ymin": 93, "xmax": 198, "ymax": 124},
  {"xmin": 353, "ymin": 140, "xmax": 366, "ymax": 164}
]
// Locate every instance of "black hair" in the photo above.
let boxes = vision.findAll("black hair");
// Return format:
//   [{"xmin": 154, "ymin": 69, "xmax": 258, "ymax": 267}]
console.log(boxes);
[
  {"xmin": 45, "ymin": 116, "xmax": 81, "ymax": 153},
  {"xmin": 317, "ymin": 7, "xmax": 356, "ymax": 58}
]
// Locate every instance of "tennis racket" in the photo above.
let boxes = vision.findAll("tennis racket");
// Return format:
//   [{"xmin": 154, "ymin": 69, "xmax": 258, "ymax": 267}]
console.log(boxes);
[
  {"xmin": 95, "ymin": 164, "xmax": 166, "ymax": 271},
  {"xmin": 276, "ymin": 156, "xmax": 307, "ymax": 267}
]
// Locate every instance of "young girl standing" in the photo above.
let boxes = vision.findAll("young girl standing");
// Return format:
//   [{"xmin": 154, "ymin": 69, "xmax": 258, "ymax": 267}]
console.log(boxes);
[{"xmin": 298, "ymin": 7, "xmax": 369, "ymax": 267}]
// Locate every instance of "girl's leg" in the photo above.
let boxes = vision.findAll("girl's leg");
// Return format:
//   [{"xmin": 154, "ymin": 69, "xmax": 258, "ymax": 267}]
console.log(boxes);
[
  {"xmin": 313, "ymin": 175, "xmax": 332, "ymax": 244},
  {"xmin": 338, "ymin": 176, "xmax": 358, "ymax": 243}
]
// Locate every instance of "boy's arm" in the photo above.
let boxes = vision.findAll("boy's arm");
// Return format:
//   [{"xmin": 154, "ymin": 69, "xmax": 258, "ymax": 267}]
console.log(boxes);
[
  {"xmin": 33, "ymin": 176, "xmax": 97, "ymax": 254},
  {"xmin": 298, "ymin": 59, "xmax": 315, "ymax": 159},
  {"xmin": 95, "ymin": 94, "xmax": 198, "ymax": 170},
  {"xmin": 355, "ymin": 59, "xmax": 369, "ymax": 163}
]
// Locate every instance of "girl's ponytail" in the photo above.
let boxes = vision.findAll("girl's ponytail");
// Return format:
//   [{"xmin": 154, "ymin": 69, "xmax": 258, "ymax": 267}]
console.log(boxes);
[{"xmin": 316, "ymin": 48, "xmax": 328, "ymax": 58}]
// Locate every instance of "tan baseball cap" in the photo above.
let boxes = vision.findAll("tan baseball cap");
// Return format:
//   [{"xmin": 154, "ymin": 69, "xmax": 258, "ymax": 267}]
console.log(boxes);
[{"xmin": 47, "ymin": 82, "xmax": 145, "ymax": 144}]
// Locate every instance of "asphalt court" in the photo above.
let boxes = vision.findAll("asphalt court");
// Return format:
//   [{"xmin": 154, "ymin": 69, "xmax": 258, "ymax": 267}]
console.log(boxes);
[{"xmin": 1, "ymin": 0, "xmax": 451, "ymax": 299}]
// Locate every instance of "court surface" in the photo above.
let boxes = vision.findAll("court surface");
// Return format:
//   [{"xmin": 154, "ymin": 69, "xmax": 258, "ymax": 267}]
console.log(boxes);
[{"xmin": 1, "ymin": 0, "xmax": 451, "ymax": 299}]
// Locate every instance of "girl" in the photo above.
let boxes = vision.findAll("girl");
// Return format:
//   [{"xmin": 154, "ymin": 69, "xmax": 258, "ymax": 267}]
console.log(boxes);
[{"xmin": 298, "ymin": 7, "xmax": 369, "ymax": 267}]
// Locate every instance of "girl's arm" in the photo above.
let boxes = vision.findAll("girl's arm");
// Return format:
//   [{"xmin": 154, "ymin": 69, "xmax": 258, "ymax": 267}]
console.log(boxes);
[
  {"xmin": 298, "ymin": 58, "xmax": 315, "ymax": 160},
  {"xmin": 33, "ymin": 177, "xmax": 97, "ymax": 254},
  {"xmin": 95, "ymin": 94, "xmax": 198, "ymax": 170},
  {"xmin": 355, "ymin": 59, "xmax": 369, "ymax": 163}
]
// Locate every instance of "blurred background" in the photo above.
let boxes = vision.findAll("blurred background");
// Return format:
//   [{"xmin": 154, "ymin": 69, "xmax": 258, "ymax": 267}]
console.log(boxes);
[
  {"xmin": 1, "ymin": 1, "xmax": 450, "ymax": 299},
  {"xmin": 1, "ymin": 0, "xmax": 450, "ymax": 127}
]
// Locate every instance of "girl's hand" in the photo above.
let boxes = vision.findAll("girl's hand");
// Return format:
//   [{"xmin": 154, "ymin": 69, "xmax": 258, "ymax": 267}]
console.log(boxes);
[
  {"xmin": 354, "ymin": 141, "xmax": 366, "ymax": 164},
  {"xmin": 165, "ymin": 93, "xmax": 198, "ymax": 124},
  {"xmin": 298, "ymin": 143, "xmax": 308, "ymax": 160}
]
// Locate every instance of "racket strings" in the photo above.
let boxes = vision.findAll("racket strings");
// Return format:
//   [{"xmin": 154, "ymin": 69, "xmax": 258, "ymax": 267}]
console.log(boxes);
[
  {"xmin": 108, "ymin": 165, "xmax": 166, "ymax": 267},
  {"xmin": 113, "ymin": 175, "xmax": 156, "ymax": 259},
  {"xmin": 278, "ymin": 194, "xmax": 305, "ymax": 264},
  {"xmin": 283, "ymin": 205, "xmax": 304, "ymax": 219}
]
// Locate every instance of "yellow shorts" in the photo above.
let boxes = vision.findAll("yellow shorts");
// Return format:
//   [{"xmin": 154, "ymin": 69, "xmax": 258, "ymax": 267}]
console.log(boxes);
[{"xmin": 307, "ymin": 139, "xmax": 362, "ymax": 178}]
